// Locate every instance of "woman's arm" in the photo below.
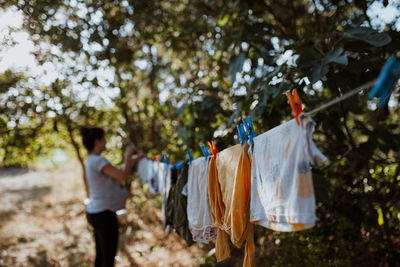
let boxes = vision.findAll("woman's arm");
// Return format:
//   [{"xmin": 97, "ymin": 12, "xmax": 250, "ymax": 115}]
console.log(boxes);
[
  {"xmin": 102, "ymin": 164, "xmax": 131, "ymax": 185},
  {"xmin": 101, "ymin": 146, "xmax": 146, "ymax": 185}
]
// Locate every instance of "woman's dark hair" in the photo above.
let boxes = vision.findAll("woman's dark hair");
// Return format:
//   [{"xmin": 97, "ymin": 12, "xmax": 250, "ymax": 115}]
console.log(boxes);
[{"xmin": 80, "ymin": 126, "xmax": 105, "ymax": 152}]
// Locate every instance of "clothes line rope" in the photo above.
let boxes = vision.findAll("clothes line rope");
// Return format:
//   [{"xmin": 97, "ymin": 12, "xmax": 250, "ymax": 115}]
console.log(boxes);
[{"xmin": 304, "ymin": 79, "xmax": 377, "ymax": 116}]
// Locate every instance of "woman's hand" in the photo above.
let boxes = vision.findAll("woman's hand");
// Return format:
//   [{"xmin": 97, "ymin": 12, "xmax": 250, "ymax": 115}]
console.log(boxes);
[
  {"xmin": 124, "ymin": 145, "xmax": 136, "ymax": 159},
  {"xmin": 130, "ymin": 153, "xmax": 146, "ymax": 164}
]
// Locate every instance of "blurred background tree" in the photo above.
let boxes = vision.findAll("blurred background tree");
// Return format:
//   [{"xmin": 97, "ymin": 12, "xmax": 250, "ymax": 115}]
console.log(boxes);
[{"xmin": 1, "ymin": 0, "xmax": 399, "ymax": 265}]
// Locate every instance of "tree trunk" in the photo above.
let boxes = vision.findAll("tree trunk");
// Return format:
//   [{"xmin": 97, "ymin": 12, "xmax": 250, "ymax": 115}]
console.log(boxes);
[{"xmin": 66, "ymin": 121, "xmax": 89, "ymax": 198}]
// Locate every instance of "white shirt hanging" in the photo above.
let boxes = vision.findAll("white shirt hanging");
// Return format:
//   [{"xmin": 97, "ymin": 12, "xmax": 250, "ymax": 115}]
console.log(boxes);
[{"xmin": 250, "ymin": 117, "xmax": 326, "ymax": 232}]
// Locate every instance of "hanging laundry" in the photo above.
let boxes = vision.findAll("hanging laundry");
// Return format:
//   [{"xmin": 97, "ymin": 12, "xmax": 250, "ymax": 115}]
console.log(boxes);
[
  {"xmin": 187, "ymin": 157, "xmax": 217, "ymax": 244},
  {"xmin": 164, "ymin": 160, "xmax": 195, "ymax": 246},
  {"xmin": 208, "ymin": 143, "xmax": 255, "ymax": 267},
  {"xmin": 148, "ymin": 160, "xmax": 159, "ymax": 194},
  {"xmin": 136, "ymin": 158, "xmax": 152, "ymax": 184},
  {"xmin": 164, "ymin": 167, "xmax": 178, "ymax": 228},
  {"xmin": 158, "ymin": 161, "xmax": 172, "ymax": 227},
  {"xmin": 158, "ymin": 161, "xmax": 171, "ymax": 198},
  {"xmin": 250, "ymin": 116, "xmax": 326, "ymax": 232}
]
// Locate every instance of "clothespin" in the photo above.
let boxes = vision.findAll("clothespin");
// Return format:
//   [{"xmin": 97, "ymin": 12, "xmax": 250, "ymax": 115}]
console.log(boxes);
[
  {"xmin": 200, "ymin": 144, "xmax": 206, "ymax": 157},
  {"xmin": 240, "ymin": 123, "xmax": 248, "ymax": 142},
  {"xmin": 175, "ymin": 160, "xmax": 183, "ymax": 170},
  {"xmin": 200, "ymin": 144, "xmax": 209, "ymax": 158},
  {"xmin": 187, "ymin": 150, "xmax": 193, "ymax": 164},
  {"xmin": 164, "ymin": 155, "xmax": 170, "ymax": 165},
  {"xmin": 205, "ymin": 144, "xmax": 211, "ymax": 158},
  {"xmin": 170, "ymin": 160, "xmax": 181, "ymax": 170},
  {"xmin": 208, "ymin": 141, "xmax": 218, "ymax": 160},
  {"xmin": 242, "ymin": 118, "xmax": 255, "ymax": 145},
  {"xmin": 152, "ymin": 155, "xmax": 156, "ymax": 161},
  {"xmin": 237, "ymin": 123, "xmax": 248, "ymax": 146},
  {"xmin": 368, "ymin": 57, "xmax": 400, "ymax": 107},
  {"xmin": 286, "ymin": 89, "xmax": 304, "ymax": 125},
  {"xmin": 247, "ymin": 116, "xmax": 256, "ymax": 138}
]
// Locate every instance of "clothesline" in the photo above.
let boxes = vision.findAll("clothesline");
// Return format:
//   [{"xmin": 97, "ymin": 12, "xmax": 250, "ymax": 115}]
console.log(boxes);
[
  {"xmin": 136, "ymin": 115, "xmax": 326, "ymax": 267},
  {"xmin": 304, "ymin": 79, "xmax": 377, "ymax": 116}
]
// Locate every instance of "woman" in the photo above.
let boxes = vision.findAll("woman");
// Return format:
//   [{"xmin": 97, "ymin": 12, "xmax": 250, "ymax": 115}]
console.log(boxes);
[{"xmin": 80, "ymin": 126, "xmax": 145, "ymax": 267}]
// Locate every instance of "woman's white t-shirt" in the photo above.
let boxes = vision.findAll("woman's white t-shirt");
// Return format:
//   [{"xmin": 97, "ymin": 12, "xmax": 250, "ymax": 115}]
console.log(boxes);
[{"xmin": 85, "ymin": 154, "xmax": 128, "ymax": 213}]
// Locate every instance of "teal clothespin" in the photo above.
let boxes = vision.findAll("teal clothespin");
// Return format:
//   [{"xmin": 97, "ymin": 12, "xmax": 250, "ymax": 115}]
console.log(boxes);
[
  {"xmin": 175, "ymin": 160, "xmax": 183, "ymax": 170},
  {"xmin": 164, "ymin": 155, "xmax": 169, "ymax": 165},
  {"xmin": 205, "ymin": 144, "xmax": 210, "ymax": 158},
  {"xmin": 238, "ymin": 123, "xmax": 248, "ymax": 146},
  {"xmin": 241, "ymin": 124, "xmax": 248, "ymax": 142},
  {"xmin": 170, "ymin": 160, "xmax": 183, "ymax": 170},
  {"xmin": 187, "ymin": 150, "xmax": 193, "ymax": 164},
  {"xmin": 200, "ymin": 144, "xmax": 208, "ymax": 158},
  {"xmin": 241, "ymin": 118, "xmax": 253, "ymax": 145},
  {"xmin": 368, "ymin": 57, "xmax": 400, "ymax": 107},
  {"xmin": 200, "ymin": 145, "xmax": 205, "ymax": 157},
  {"xmin": 247, "ymin": 116, "xmax": 256, "ymax": 138}
]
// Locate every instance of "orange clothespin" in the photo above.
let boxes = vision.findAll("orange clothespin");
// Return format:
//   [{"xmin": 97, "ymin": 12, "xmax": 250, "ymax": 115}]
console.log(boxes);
[
  {"xmin": 208, "ymin": 141, "xmax": 218, "ymax": 160},
  {"xmin": 285, "ymin": 89, "xmax": 303, "ymax": 125},
  {"xmin": 151, "ymin": 155, "xmax": 156, "ymax": 161}
]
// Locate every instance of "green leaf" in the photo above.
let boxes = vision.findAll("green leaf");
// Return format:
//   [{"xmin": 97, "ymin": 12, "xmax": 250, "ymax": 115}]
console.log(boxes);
[
  {"xmin": 325, "ymin": 47, "xmax": 348, "ymax": 65},
  {"xmin": 217, "ymin": 14, "xmax": 230, "ymax": 27},
  {"xmin": 344, "ymin": 27, "xmax": 392, "ymax": 47},
  {"xmin": 297, "ymin": 48, "xmax": 320, "ymax": 67},
  {"xmin": 376, "ymin": 207, "xmax": 384, "ymax": 226},
  {"xmin": 311, "ymin": 62, "xmax": 329, "ymax": 84}
]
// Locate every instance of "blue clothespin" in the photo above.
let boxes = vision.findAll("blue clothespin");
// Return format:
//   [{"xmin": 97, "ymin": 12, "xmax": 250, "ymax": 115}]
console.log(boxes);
[
  {"xmin": 241, "ymin": 124, "xmax": 248, "ymax": 141},
  {"xmin": 247, "ymin": 116, "xmax": 256, "ymax": 145},
  {"xmin": 237, "ymin": 124, "xmax": 244, "ymax": 145},
  {"xmin": 237, "ymin": 123, "xmax": 248, "ymax": 146},
  {"xmin": 187, "ymin": 150, "xmax": 193, "ymax": 164},
  {"xmin": 368, "ymin": 57, "xmax": 400, "ymax": 107},
  {"xmin": 164, "ymin": 155, "xmax": 169, "ymax": 165},
  {"xmin": 201, "ymin": 144, "xmax": 210, "ymax": 158},
  {"xmin": 205, "ymin": 145, "xmax": 210, "ymax": 158},
  {"xmin": 170, "ymin": 160, "xmax": 184, "ymax": 170},
  {"xmin": 175, "ymin": 160, "xmax": 183, "ymax": 170},
  {"xmin": 200, "ymin": 144, "xmax": 206, "ymax": 157},
  {"xmin": 241, "ymin": 118, "xmax": 253, "ymax": 145},
  {"xmin": 242, "ymin": 118, "xmax": 250, "ymax": 136},
  {"xmin": 247, "ymin": 116, "xmax": 256, "ymax": 138}
]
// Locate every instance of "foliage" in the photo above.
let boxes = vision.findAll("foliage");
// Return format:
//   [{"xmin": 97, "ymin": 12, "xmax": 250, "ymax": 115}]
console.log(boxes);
[{"xmin": 1, "ymin": 0, "xmax": 400, "ymax": 265}]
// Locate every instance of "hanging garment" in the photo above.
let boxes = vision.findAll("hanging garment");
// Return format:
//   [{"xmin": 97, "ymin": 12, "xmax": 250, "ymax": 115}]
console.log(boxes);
[
  {"xmin": 187, "ymin": 157, "xmax": 217, "ymax": 244},
  {"xmin": 136, "ymin": 158, "xmax": 152, "ymax": 184},
  {"xmin": 165, "ymin": 168, "xmax": 178, "ymax": 228},
  {"xmin": 208, "ymin": 143, "xmax": 255, "ymax": 267},
  {"xmin": 158, "ymin": 162, "xmax": 172, "ymax": 227},
  {"xmin": 158, "ymin": 162, "xmax": 171, "ymax": 197},
  {"xmin": 250, "ymin": 117, "xmax": 326, "ymax": 232},
  {"xmin": 148, "ymin": 160, "xmax": 159, "ymax": 194},
  {"xmin": 164, "ymin": 160, "xmax": 194, "ymax": 246}
]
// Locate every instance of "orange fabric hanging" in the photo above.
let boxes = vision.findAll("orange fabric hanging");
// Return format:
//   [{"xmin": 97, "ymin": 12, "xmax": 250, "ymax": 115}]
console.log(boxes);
[{"xmin": 208, "ymin": 143, "xmax": 255, "ymax": 267}]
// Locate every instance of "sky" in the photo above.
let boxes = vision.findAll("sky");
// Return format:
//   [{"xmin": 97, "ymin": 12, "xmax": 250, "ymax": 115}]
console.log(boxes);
[{"xmin": 0, "ymin": 2, "xmax": 399, "ymax": 102}]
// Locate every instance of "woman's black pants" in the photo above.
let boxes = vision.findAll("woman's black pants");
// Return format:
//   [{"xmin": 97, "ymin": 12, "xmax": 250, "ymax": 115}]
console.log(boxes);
[{"xmin": 86, "ymin": 210, "xmax": 119, "ymax": 267}]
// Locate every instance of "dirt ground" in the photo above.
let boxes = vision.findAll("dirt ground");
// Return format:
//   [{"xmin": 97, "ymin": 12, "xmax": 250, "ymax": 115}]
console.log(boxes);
[{"xmin": 0, "ymin": 162, "xmax": 212, "ymax": 267}]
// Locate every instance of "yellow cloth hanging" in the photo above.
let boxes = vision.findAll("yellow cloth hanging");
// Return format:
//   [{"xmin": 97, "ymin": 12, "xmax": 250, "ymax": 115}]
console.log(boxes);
[{"xmin": 208, "ymin": 143, "xmax": 255, "ymax": 267}]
